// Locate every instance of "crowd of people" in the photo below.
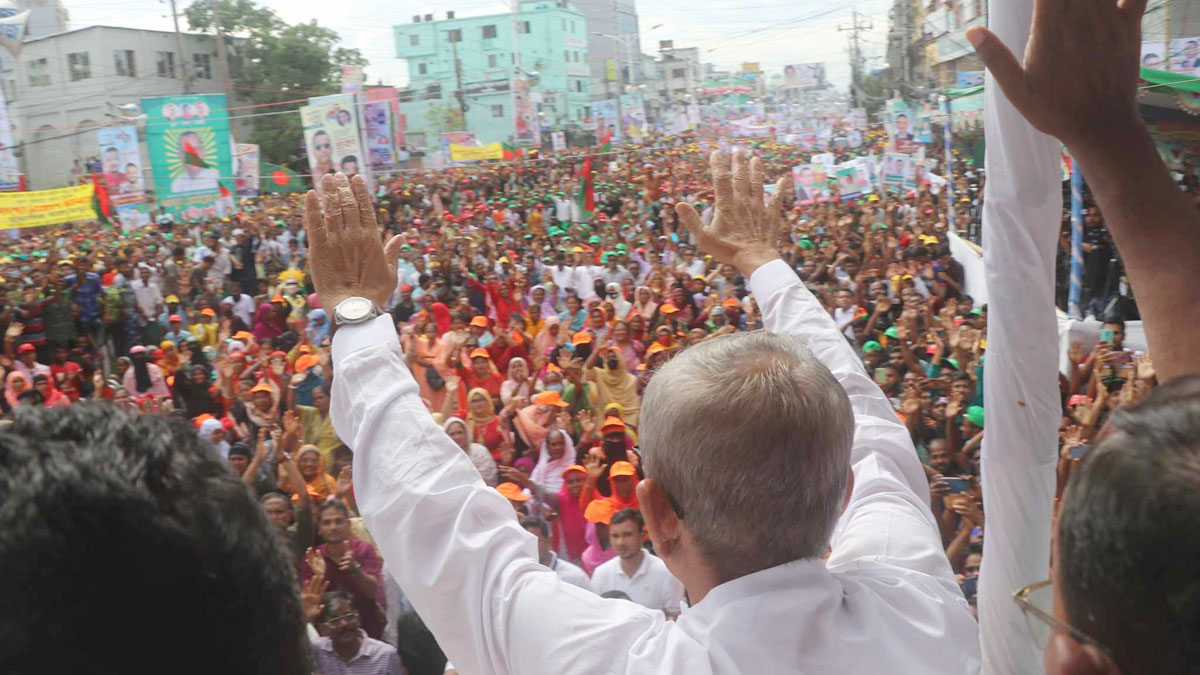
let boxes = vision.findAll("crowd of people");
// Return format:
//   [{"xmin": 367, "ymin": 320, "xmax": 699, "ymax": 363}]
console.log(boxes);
[{"xmin": 0, "ymin": 113, "xmax": 1177, "ymax": 673}]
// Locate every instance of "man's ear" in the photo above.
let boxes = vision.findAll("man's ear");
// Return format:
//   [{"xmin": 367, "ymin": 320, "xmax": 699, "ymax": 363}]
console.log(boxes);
[
  {"xmin": 1045, "ymin": 631, "xmax": 1121, "ymax": 675},
  {"xmin": 637, "ymin": 478, "xmax": 680, "ymax": 556}
]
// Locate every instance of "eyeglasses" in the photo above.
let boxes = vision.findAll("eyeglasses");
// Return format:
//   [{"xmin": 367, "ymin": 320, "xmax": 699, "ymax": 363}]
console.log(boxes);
[
  {"xmin": 322, "ymin": 611, "xmax": 359, "ymax": 627},
  {"xmin": 1012, "ymin": 580, "xmax": 1117, "ymax": 666},
  {"xmin": 315, "ymin": 143, "xmax": 331, "ymax": 150}
]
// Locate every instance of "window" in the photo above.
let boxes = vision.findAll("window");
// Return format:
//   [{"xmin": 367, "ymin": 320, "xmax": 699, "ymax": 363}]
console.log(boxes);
[
  {"xmin": 564, "ymin": 50, "xmax": 569, "ymax": 61},
  {"xmin": 67, "ymin": 52, "xmax": 90, "ymax": 81},
  {"xmin": 113, "ymin": 49, "xmax": 136, "ymax": 77},
  {"xmin": 561, "ymin": 18, "xmax": 566, "ymax": 30},
  {"xmin": 481, "ymin": 24, "xmax": 497, "ymax": 39},
  {"xmin": 156, "ymin": 51, "xmax": 176, "ymax": 79},
  {"xmin": 409, "ymin": 34, "xmax": 420, "ymax": 46},
  {"xmin": 447, "ymin": 29, "xmax": 462, "ymax": 43},
  {"xmin": 570, "ymin": 20, "xmax": 576, "ymax": 32},
  {"xmin": 572, "ymin": 79, "xmax": 583, "ymax": 92},
  {"xmin": 491, "ymin": 104, "xmax": 504, "ymax": 117},
  {"xmin": 487, "ymin": 53, "xmax": 498, "ymax": 68},
  {"xmin": 422, "ymin": 83, "xmax": 442, "ymax": 100},
  {"xmin": 26, "ymin": 57, "xmax": 49, "ymax": 86},
  {"xmin": 418, "ymin": 62, "xmax": 427, "ymax": 75},
  {"xmin": 518, "ymin": 20, "xmax": 531, "ymax": 33},
  {"xmin": 193, "ymin": 53, "xmax": 212, "ymax": 79},
  {"xmin": 672, "ymin": 68, "xmax": 686, "ymax": 78}
]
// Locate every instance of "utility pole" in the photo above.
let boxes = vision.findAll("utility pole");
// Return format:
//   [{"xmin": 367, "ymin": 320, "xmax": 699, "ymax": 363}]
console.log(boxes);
[
  {"xmin": 169, "ymin": 0, "xmax": 192, "ymax": 93},
  {"xmin": 839, "ymin": 10, "xmax": 872, "ymax": 107},
  {"xmin": 211, "ymin": 0, "xmax": 234, "ymax": 105},
  {"xmin": 450, "ymin": 33, "xmax": 467, "ymax": 122}
]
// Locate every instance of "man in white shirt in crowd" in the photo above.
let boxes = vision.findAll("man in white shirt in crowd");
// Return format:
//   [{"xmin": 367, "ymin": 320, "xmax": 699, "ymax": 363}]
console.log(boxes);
[
  {"xmin": 223, "ymin": 281, "xmax": 257, "ymax": 327},
  {"xmin": 308, "ymin": 160, "xmax": 978, "ymax": 674},
  {"xmin": 521, "ymin": 516, "xmax": 591, "ymax": 591},
  {"xmin": 130, "ymin": 264, "xmax": 164, "ymax": 325},
  {"xmin": 590, "ymin": 509, "xmax": 684, "ymax": 618}
]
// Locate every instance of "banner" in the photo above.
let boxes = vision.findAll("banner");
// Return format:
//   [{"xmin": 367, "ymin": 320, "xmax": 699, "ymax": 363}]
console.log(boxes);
[
  {"xmin": 550, "ymin": 131, "xmax": 566, "ymax": 151},
  {"xmin": 441, "ymin": 131, "xmax": 477, "ymax": 164},
  {"xmin": 235, "ymin": 143, "xmax": 260, "ymax": 197},
  {"xmin": 884, "ymin": 153, "xmax": 911, "ymax": 192},
  {"xmin": 97, "ymin": 125, "xmax": 145, "ymax": 207},
  {"xmin": 618, "ymin": 93, "xmax": 647, "ymax": 140},
  {"xmin": 449, "ymin": 142, "xmax": 505, "ymax": 162},
  {"xmin": 591, "ymin": 99, "xmax": 619, "ymax": 142},
  {"xmin": 366, "ymin": 86, "xmax": 405, "ymax": 149},
  {"xmin": 362, "ymin": 101, "xmax": 395, "ymax": 171},
  {"xmin": 300, "ymin": 94, "xmax": 365, "ymax": 191},
  {"xmin": 0, "ymin": 184, "xmax": 96, "ymax": 229},
  {"xmin": 512, "ymin": 77, "xmax": 539, "ymax": 147},
  {"xmin": 0, "ymin": 78, "xmax": 19, "ymax": 191},
  {"xmin": 116, "ymin": 202, "xmax": 152, "ymax": 230},
  {"xmin": 886, "ymin": 100, "xmax": 918, "ymax": 152},
  {"xmin": 956, "ymin": 70, "xmax": 985, "ymax": 87},
  {"xmin": 142, "ymin": 94, "xmax": 235, "ymax": 220},
  {"xmin": 0, "ymin": 6, "xmax": 29, "ymax": 57},
  {"xmin": 340, "ymin": 64, "xmax": 364, "ymax": 93},
  {"xmin": 783, "ymin": 63, "xmax": 824, "ymax": 90}
]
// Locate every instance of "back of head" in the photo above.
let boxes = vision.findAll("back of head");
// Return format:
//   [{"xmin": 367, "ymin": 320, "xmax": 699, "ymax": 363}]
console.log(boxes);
[
  {"xmin": 640, "ymin": 331, "xmax": 854, "ymax": 581},
  {"xmin": 0, "ymin": 404, "xmax": 308, "ymax": 674},
  {"xmin": 1057, "ymin": 375, "xmax": 1200, "ymax": 672}
]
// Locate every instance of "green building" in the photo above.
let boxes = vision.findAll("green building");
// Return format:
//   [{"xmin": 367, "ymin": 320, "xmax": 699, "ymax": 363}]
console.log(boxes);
[{"xmin": 395, "ymin": 1, "xmax": 592, "ymax": 153}]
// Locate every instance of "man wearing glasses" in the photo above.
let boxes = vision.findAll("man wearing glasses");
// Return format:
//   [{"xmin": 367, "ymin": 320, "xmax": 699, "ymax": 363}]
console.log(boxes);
[{"xmin": 308, "ymin": 591, "xmax": 401, "ymax": 674}]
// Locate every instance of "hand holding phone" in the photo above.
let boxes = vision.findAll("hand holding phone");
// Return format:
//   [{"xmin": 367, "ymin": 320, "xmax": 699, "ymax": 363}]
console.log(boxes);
[{"xmin": 943, "ymin": 476, "xmax": 971, "ymax": 494}]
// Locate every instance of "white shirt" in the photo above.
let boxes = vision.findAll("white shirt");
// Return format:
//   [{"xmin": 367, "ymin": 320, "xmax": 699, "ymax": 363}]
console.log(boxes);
[
  {"xmin": 591, "ymin": 551, "xmax": 684, "ymax": 616},
  {"xmin": 549, "ymin": 265, "xmax": 574, "ymax": 293},
  {"xmin": 130, "ymin": 277, "xmax": 163, "ymax": 321},
  {"xmin": 832, "ymin": 305, "xmax": 859, "ymax": 340},
  {"xmin": 549, "ymin": 553, "xmax": 591, "ymax": 591},
  {"xmin": 170, "ymin": 167, "xmax": 219, "ymax": 193},
  {"xmin": 331, "ymin": 258, "xmax": 979, "ymax": 675},
  {"xmin": 224, "ymin": 293, "xmax": 256, "ymax": 327}
]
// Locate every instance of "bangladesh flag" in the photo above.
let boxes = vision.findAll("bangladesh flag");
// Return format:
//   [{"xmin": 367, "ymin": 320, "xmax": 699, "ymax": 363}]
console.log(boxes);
[
  {"xmin": 502, "ymin": 143, "xmax": 521, "ymax": 161},
  {"xmin": 261, "ymin": 162, "xmax": 305, "ymax": 194},
  {"xmin": 181, "ymin": 139, "xmax": 209, "ymax": 169},
  {"xmin": 576, "ymin": 155, "xmax": 594, "ymax": 219},
  {"xmin": 89, "ymin": 175, "xmax": 112, "ymax": 226},
  {"xmin": 596, "ymin": 133, "xmax": 612, "ymax": 155}
]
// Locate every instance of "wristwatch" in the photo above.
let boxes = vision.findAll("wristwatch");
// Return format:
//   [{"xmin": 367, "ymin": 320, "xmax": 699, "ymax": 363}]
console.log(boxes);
[{"xmin": 332, "ymin": 297, "xmax": 382, "ymax": 328}]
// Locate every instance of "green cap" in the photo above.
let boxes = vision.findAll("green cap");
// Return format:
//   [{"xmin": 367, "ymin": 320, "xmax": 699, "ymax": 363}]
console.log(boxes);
[
  {"xmin": 863, "ymin": 340, "xmax": 882, "ymax": 354},
  {"xmin": 944, "ymin": 357, "xmax": 960, "ymax": 371},
  {"xmin": 969, "ymin": 308, "xmax": 983, "ymax": 316},
  {"xmin": 614, "ymin": 243, "xmax": 627, "ymax": 251},
  {"xmin": 966, "ymin": 405, "xmax": 985, "ymax": 429},
  {"xmin": 884, "ymin": 326, "xmax": 900, "ymax": 339},
  {"xmin": 588, "ymin": 235, "xmax": 601, "ymax": 244},
  {"xmin": 798, "ymin": 239, "xmax": 815, "ymax": 250}
]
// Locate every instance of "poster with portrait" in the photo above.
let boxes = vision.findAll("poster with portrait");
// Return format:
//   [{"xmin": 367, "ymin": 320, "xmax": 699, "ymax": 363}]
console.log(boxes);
[
  {"xmin": 783, "ymin": 63, "xmax": 824, "ymax": 90},
  {"xmin": 835, "ymin": 164, "xmax": 861, "ymax": 201},
  {"xmin": 550, "ymin": 131, "xmax": 566, "ymax": 151},
  {"xmin": 852, "ymin": 157, "xmax": 874, "ymax": 196},
  {"xmin": 234, "ymin": 143, "xmax": 260, "ymax": 198},
  {"xmin": 512, "ymin": 77, "xmax": 540, "ymax": 147},
  {"xmin": 365, "ymin": 87, "xmax": 405, "ymax": 149},
  {"xmin": 791, "ymin": 164, "xmax": 817, "ymax": 204},
  {"xmin": 1169, "ymin": 37, "xmax": 1200, "ymax": 74},
  {"xmin": 340, "ymin": 64, "xmax": 364, "ymax": 93},
  {"xmin": 300, "ymin": 94, "xmax": 365, "ymax": 194},
  {"xmin": 96, "ymin": 124, "xmax": 145, "ymax": 206},
  {"xmin": 619, "ymin": 92, "xmax": 648, "ymax": 141},
  {"xmin": 1141, "ymin": 40, "xmax": 1167, "ymax": 70},
  {"xmin": 363, "ymin": 101, "xmax": 395, "ymax": 171},
  {"xmin": 0, "ymin": 83, "xmax": 18, "ymax": 192},
  {"xmin": 886, "ymin": 100, "xmax": 917, "ymax": 152},
  {"xmin": 591, "ymin": 99, "xmax": 620, "ymax": 143},
  {"xmin": 915, "ymin": 102, "xmax": 933, "ymax": 144},
  {"xmin": 884, "ymin": 152, "xmax": 910, "ymax": 193},
  {"xmin": 141, "ymin": 94, "xmax": 234, "ymax": 219}
]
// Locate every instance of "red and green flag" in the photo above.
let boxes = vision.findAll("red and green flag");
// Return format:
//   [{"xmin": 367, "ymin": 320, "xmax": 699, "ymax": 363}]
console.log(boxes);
[
  {"xmin": 576, "ymin": 155, "xmax": 595, "ymax": 219},
  {"xmin": 181, "ymin": 138, "xmax": 209, "ymax": 169},
  {"xmin": 90, "ymin": 175, "xmax": 112, "ymax": 226},
  {"xmin": 260, "ymin": 162, "xmax": 305, "ymax": 194},
  {"xmin": 596, "ymin": 132, "xmax": 612, "ymax": 155}
]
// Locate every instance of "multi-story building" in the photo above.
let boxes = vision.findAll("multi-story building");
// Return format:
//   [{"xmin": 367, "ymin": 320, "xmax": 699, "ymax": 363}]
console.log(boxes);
[
  {"xmin": 393, "ymin": 1, "xmax": 592, "ymax": 152},
  {"xmin": 11, "ymin": 25, "xmax": 237, "ymax": 189},
  {"xmin": 570, "ymin": 0, "xmax": 642, "ymax": 100}
]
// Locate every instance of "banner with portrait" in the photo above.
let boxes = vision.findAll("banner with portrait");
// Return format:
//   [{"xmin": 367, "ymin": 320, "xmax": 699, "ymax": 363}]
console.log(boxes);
[
  {"xmin": 512, "ymin": 77, "xmax": 540, "ymax": 147},
  {"xmin": 235, "ymin": 143, "xmax": 260, "ymax": 197},
  {"xmin": 783, "ymin": 63, "xmax": 824, "ymax": 90},
  {"xmin": 834, "ymin": 164, "xmax": 861, "ymax": 200},
  {"xmin": 591, "ymin": 99, "xmax": 620, "ymax": 142},
  {"xmin": 141, "ymin": 93, "xmax": 234, "ymax": 219},
  {"xmin": 300, "ymin": 94, "xmax": 365, "ymax": 193},
  {"xmin": 362, "ymin": 100, "xmax": 395, "ymax": 171},
  {"xmin": 340, "ymin": 64, "xmax": 364, "ymax": 93},
  {"xmin": 618, "ymin": 93, "xmax": 648, "ymax": 140},
  {"xmin": 96, "ymin": 125, "xmax": 145, "ymax": 206},
  {"xmin": 884, "ymin": 152, "xmax": 911, "ymax": 192},
  {"xmin": 886, "ymin": 100, "xmax": 918, "ymax": 152},
  {"xmin": 0, "ymin": 82, "xmax": 17, "ymax": 192}
]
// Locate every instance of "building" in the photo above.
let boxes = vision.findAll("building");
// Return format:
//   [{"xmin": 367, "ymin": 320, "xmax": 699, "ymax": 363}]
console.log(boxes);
[
  {"xmin": 393, "ymin": 1, "xmax": 592, "ymax": 152},
  {"xmin": 570, "ymin": 0, "xmax": 642, "ymax": 100},
  {"xmin": 0, "ymin": 0, "xmax": 68, "ymax": 99},
  {"xmin": 11, "ymin": 25, "xmax": 236, "ymax": 190}
]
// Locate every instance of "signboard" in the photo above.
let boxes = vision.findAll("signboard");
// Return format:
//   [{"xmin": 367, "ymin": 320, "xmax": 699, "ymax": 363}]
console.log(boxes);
[
  {"xmin": 618, "ymin": 92, "xmax": 647, "ymax": 140},
  {"xmin": 141, "ymin": 93, "xmax": 235, "ymax": 219},
  {"xmin": 300, "ymin": 94, "xmax": 365, "ymax": 192},
  {"xmin": 234, "ymin": 143, "xmax": 260, "ymax": 197},
  {"xmin": 449, "ymin": 142, "xmax": 504, "ymax": 162},
  {"xmin": 96, "ymin": 125, "xmax": 145, "ymax": 206},
  {"xmin": 340, "ymin": 64, "xmax": 364, "ymax": 93},
  {"xmin": 462, "ymin": 79, "xmax": 511, "ymax": 97},
  {"xmin": 0, "ymin": 184, "xmax": 96, "ymax": 228},
  {"xmin": 591, "ymin": 99, "xmax": 620, "ymax": 142},
  {"xmin": 512, "ymin": 77, "xmax": 539, "ymax": 147},
  {"xmin": 363, "ymin": 101, "xmax": 395, "ymax": 171},
  {"xmin": 783, "ymin": 63, "xmax": 825, "ymax": 90},
  {"xmin": 0, "ymin": 81, "xmax": 17, "ymax": 191}
]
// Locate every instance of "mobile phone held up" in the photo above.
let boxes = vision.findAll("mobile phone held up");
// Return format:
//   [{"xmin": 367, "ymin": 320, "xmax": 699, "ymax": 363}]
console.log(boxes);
[
  {"xmin": 874, "ymin": 367, "xmax": 890, "ymax": 385},
  {"xmin": 1099, "ymin": 328, "xmax": 1115, "ymax": 344},
  {"xmin": 943, "ymin": 476, "xmax": 971, "ymax": 494},
  {"xmin": 1069, "ymin": 444, "xmax": 1091, "ymax": 461}
]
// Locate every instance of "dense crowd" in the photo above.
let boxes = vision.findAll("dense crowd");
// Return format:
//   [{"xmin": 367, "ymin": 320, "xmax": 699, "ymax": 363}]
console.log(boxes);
[{"xmin": 0, "ymin": 124, "xmax": 1162, "ymax": 672}]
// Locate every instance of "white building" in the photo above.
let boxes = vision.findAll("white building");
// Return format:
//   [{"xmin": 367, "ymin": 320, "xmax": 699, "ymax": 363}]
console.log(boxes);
[{"xmin": 10, "ymin": 25, "xmax": 235, "ymax": 190}]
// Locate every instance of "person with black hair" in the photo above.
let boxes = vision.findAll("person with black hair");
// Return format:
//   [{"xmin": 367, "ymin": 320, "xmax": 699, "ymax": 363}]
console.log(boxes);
[
  {"xmin": 307, "ymin": 591, "xmax": 400, "ymax": 673},
  {"xmin": 301, "ymin": 499, "xmax": 387, "ymax": 639},
  {"xmin": 520, "ymin": 515, "xmax": 590, "ymax": 590},
  {"xmin": 0, "ymin": 403, "xmax": 309, "ymax": 673},
  {"xmin": 589, "ymin": 508, "xmax": 684, "ymax": 617}
]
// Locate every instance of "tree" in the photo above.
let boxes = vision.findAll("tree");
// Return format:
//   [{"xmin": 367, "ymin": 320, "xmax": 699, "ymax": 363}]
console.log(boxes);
[
  {"xmin": 424, "ymin": 105, "xmax": 466, "ymax": 137},
  {"xmin": 186, "ymin": 0, "xmax": 368, "ymax": 169}
]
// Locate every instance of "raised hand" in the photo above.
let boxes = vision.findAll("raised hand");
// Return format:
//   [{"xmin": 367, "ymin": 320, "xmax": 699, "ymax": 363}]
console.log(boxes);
[
  {"xmin": 1135, "ymin": 352, "xmax": 1156, "ymax": 381},
  {"xmin": 305, "ymin": 547, "xmax": 326, "ymax": 579},
  {"xmin": 674, "ymin": 151, "xmax": 788, "ymax": 275},
  {"xmin": 304, "ymin": 173, "xmax": 405, "ymax": 311},
  {"xmin": 584, "ymin": 451, "xmax": 605, "ymax": 482},
  {"xmin": 966, "ymin": 0, "xmax": 1146, "ymax": 151},
  {"xmin": 301, "ymin": 574, "xmax": 329, "ymax": 622}
]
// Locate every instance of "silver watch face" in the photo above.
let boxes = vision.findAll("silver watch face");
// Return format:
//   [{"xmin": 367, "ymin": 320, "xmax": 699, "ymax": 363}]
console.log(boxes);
[{"xmin": 337, "ymin": 297, "xmax": 373, "ymax": 323}]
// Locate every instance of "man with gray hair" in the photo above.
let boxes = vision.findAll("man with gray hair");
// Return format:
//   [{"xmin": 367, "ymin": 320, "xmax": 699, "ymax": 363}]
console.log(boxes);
[{"xmin": 306, "ymin": 159, "xmax": 978, "ymax": 673}]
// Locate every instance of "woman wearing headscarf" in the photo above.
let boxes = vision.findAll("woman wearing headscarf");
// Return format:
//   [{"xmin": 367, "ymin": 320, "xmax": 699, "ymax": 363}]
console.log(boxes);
[
  {"xmin": 173, "ymin": 364, "xmax": 224, "ymax": 418},
  {"xmin": 197, "ymin": 416, "xmax": 231, "ymax": 460},
  {"xmin": 3, "ymin": 370, "xmax": 30, "ymax": 412},
  {"xmin": 460, "ymin": 387, "xmax": 507, "ymax": 459},
  {"xmin": 33, "ymin": 373, "xmax": 70, "ymax": 408},
  {"xmin": 532, "ymin": 316, "xmax": 566, "ymax": 366},
  {"xmin": 499, "ymin": 356, "xmax": 533, "ymax": 407},
  {"xmin": 584, "ymin": 306, "xmax": 610, "ymax": 344},
  {"xmin": 586, "ymin": 346, "xmax": 641, "ymax": 428},
  {"xmin": 443, "ymin": 416, "xmax": 499, "ymax": 486},
  {"xmin": 430, "ymin": 302, "xmax": 452, "ymax": 336},
  {"xmin": 513, "ymin": 390, "xmax": 568, "ymax": 457},
  {"xmin": 609, "ymin": 319, "xmax": 643, "ymax": 373},
  {"xmin": 527, "ymin": 429, "xmax": 575, "ymax": 497},
  {"xmin": 124, "ymin": 345, "xmax": 170, "ymax": 398},
  {"xmin": 605, "ymin": 282, "xmax": 632, "ymax": 320},
  {"xmin": 527, "ymin": 284, "xmax": 558, "ymax": 319},
  {"xmin": 306, "ymin": 308, "xmax": 330, "ymax": 345},
  {"xmin": 406, "ymin": 320, "xmax": 452, "ymax": 412},
  {"xmin": 296, "ymin": 444, "xmax": 339, "ymax": 504},
  {"xmin": 552, "ymin": 464, "xmax": 589, "ymax": 563}
]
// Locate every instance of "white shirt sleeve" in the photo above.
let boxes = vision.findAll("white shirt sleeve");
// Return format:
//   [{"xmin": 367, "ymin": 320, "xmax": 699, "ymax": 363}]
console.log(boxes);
[
  {"xmin": 331, "ymin": 315, "xmax": 667, "ymax": 675},
  {"xmin": 748, "ymin": 260, "xmax": 955, "ymax": 583}
]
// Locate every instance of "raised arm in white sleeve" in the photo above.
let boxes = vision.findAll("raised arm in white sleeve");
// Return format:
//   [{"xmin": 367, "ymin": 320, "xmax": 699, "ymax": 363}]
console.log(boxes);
[
  {"xmin": 331, "ymin": 315, "xmax": 666, "ymax": 675},
  {"xmin": 748, "ymin": 259, "xmax": 957, "ymax": 581}
]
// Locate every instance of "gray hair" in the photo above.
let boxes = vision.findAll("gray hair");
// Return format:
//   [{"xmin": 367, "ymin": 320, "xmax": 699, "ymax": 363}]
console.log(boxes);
[{"xmin": 641, "ymin": 331, "xmax": 854, "ymax": 581}]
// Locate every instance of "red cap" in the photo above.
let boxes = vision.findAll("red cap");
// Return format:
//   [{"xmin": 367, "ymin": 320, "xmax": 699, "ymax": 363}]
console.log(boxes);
[
  {"xmin": 17, "ymin": 343, "xmax": 35, "ymax": 354},
  {"xmin": 168, "ymin": 314, "xmax": 183, "ymax": 323}
]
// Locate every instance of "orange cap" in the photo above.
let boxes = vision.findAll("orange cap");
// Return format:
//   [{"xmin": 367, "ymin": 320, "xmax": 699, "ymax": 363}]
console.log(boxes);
[
  {"xmin": 469, "ymin": 316, "xmax": 489, "ymax": 328},
  {"xmin": 722, "ymin": 297, "xmax": 739, "ymax": 308},
  {"xmin": 295, "ymin": 354, "xmax": 320, "ymax": 372},
  {"xmin": 609, "ymin": 460, "xmax": 637, "ymax": 478},
  {"xmin": 233, "ymin": 331, "xmax": 254, "ymax": 341},
  {"xmin": 271, "ymin": 294, "xmax": 286, "ymax": 303},
  {"xmin": 571, "ymin": 331, "xmax": 593, "ymax": 345},
  {"xmin": 533, "ymin": 390, "xmax": 569, "ymax": 407},
  {"xmin": 250, "ymin": 382, "xmax": 274, "ymax": 394},
  {"xmin": 645, "ymin": 342, "xmax": 666, "ymax": 356},
  {"xmin": 584, "ymin": 498, "xmax": 615, "ymax": 524},
  {"xmin": 545, "ymin": 363, "xmax": 562, "ymax": 373},
  {"xmin": 659, "ymin": 303, "xmax": 679, "ymax": 314},
  {"xmin": 496, "ymin": 482, "xmax": 530, "ymax": 502},
  {"xmin": 561, "ymin": 464, "xmax": 587, "ymax": 478},
  {"xmin": 601, "ymin": 416, "xmax": 626, "ymax": 434},
  {"xmin": 469, "ymin": 348, "xmax": 491, "ymax": 360},
  {"xmin": 200, "ymin": 307, "xmax": 216, "ymax": 317}
]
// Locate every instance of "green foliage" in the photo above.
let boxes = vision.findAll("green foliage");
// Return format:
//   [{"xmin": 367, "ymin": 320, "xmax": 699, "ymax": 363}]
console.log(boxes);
[
  {"xmin": 424, "ymin": 105, "xmax": 466, "ymax": 136},
  {"xmin": 185, "ymin": 0, "xmax": 368, "ymax": 170}
]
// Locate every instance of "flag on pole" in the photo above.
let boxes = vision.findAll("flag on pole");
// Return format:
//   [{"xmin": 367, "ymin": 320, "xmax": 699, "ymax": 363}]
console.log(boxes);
[
  {"xmin": 260, "ymin": 162, "xmax": 305, "ymax": 193},
  {"xmin": 596, "ymin": 132, "xmax": 612, "ymax": 155},
  {"xmin": 576, "ymin": 155, "xmax": 594, "ymax": 219},
  {"xmin": 181, "ymin": 139, "xmax": 209, "ymax": 169},
  {"xmin": 90, "ymin": 175, "xmax": 112, "ymax": 226}
]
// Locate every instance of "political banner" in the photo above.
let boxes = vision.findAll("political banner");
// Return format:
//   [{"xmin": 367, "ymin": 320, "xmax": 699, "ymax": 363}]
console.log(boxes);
[
  {"xmin": 0, "ymin": 6, "xmax": 29, "ymax": 57},
  {"xmin": 512, "ymin": 77, "xmax": 539, "ymax": 147},
  {"xmin": 340, "ymin": 64, "xmax": 364, "ymax": 93},
  {"xmin": 0, "ymin": 81, "xmax": 18, "ymax": 191},
  {"xmin": 234, "ymin": 143, "xmax": 260, "ymax": 197},
  {"xmin": 363, "ymin": 101, "xmax": 395, "ymax": 171},
  {"xmin": 0, "ymin": 184, "xmax": 96, "ymax": 229},
  {"xmin": 886, "ymin": 100, "xmax": 918, "ymax": 152},
  {"xmin": 956, "ymin": 71, "xmax": 985, "ymax": 88},
  {"xmin": 97, "ymin": 125, "xmax": 145, "ymax": 206},
  {"xmin": 884, "ymin": 152, "xmax": 910, "ymax": 192},
  {"xmin": 834, "ymin": 164, "xmax": 861, "ymax": 201},
  {"xmin": 1141, "ymin": 41, "xmax": 1167, "ymax": 70},
  {"xmin": 619, "ymin": 93, "xmax": 648, "ymax": 140},
  {"xmin": 550, "ymin": 131, "xmax": 566, "ymax": 151},
  {"xmin": 141, "ymin": 94, "xmax": 235, "ymax": 219},
  {"xmin": 115, "ymin": 202, "xmax": 152, "ymax": 230},
  {"xmin": 783, "ymin": 63, "xmax": 824, "ymax": 90},
  {"xmin": 591, "ymin": 99, "xmax": 620, "ymax": 142},
  {"xmin": 441, "ymin": 131, "xmax": 477, "ymax": 165},
  {"xmin": 1168, "ymin": 37, "xmax": 1200, "ymax": 74},
  {"xmin": 852, "ymin": 157, "xmax": 875, "ymax": 196},
  {"xmin": 449, "ymin": 142, "xmax": 505, "ymax": 162},
  {"xmin": 300, "ymin": 94, "xmax": 365, "ymax": 192}
]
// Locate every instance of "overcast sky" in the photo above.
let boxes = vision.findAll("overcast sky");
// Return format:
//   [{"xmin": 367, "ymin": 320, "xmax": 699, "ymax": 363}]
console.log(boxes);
[{"xmin": 64, "ymin": 0, "xmax": 892, "ymax": 90}]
